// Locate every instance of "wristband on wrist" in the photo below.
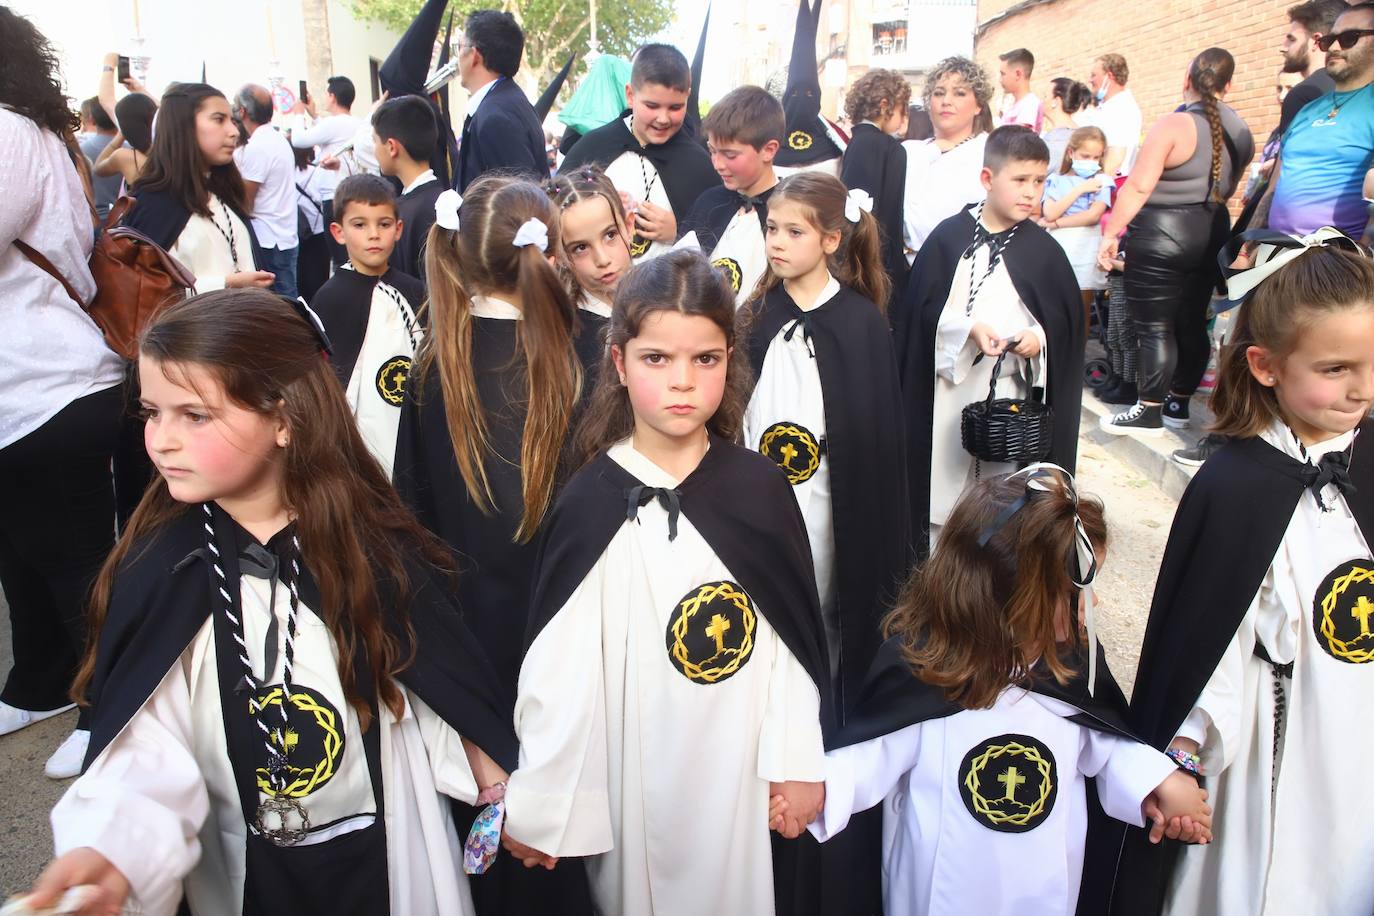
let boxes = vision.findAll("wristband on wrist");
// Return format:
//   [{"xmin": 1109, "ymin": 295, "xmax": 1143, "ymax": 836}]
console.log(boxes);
[
  {"xmin": 475, "ymin": 780, "xmax": 507, "ymax": 806},
  {"xmin": 1166, "ymin": 746, "xmax": 1202, "ymax": 774}
]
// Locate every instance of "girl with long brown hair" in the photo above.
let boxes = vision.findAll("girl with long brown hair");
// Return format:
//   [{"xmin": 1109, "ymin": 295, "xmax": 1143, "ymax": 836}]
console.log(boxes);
[
  {"xmin": 501, "ymin": 250, "xmax": 832, "ymax": 916},
  {"xmin": 799, "ymin": 466, "xmax": 1211, "ymax": 916},
  {"xmin": 544, "ymin": 165, "xmax": 635, "ymax": 322},
  {"xmin": 24, "ymin": 289, "xmax": 516, "ymax": 916},
  {"xmin": 392, "ymin": 173, "xmax": 599, "ymax": 916}
]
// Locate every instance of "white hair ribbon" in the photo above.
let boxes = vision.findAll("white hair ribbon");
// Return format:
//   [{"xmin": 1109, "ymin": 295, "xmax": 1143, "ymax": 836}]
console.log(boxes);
[
  {"xmin": 1215, "ymin": 226, "xmax": 1364, "ymax": 312},
  {"xmin": 671, "ymin": 231, "xmax": 702, "ymax": 253},
  {"xmin": 844, "ymin": 188, "xmax": 874, "ymax": 224},
  {"xmin": 434, "ymin": 189, "xmax": 463, "ymax": 232},
  {"xmin": 512, "ymin": 217, "xmax": 550, "ymax": 253}
]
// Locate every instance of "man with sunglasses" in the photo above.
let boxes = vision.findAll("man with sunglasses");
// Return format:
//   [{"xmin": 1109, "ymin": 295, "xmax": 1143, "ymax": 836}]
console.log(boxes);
[{"xmin": 1262, "ymin": 1, "xmax": 1374, "ymax": 240}]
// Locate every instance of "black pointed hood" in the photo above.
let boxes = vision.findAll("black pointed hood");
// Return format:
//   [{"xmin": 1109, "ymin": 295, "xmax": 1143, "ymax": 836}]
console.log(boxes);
[
  {"xmin": 535, "ymin": 52, "xmax": 576, "ymax": 121},
  {"xmin": 435, "ymin": 9, "xmax": 456, "ymax": 123},
  {"xmin": 775, "ymin": 0, "xmax": 844, "ymax": 167},
  {"xmin": 378, "ymin": 0, "xmax": 449, "ymax": 97},
  {"xmin": 684, "ymin": 4, "xmax": 711, "ymax": 138}
]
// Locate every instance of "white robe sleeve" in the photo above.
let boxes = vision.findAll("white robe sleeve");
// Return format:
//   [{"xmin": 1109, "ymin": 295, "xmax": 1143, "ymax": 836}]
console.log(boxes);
[
  {"xmin": 934, "ymin": 303, "xmax": 980, "ymax": 385},
  {"xmin": 50, "ymin": 661, "xmax": 209, "ymax": 916},
  {"xmin": 755, "ymin": 631, "xmax": 826, "ymax": 785},
  {"xmin": 503, "ymin": 571, "xmax": 614, "ymax": 857},
  {"xmin": 808, "ymin": 723, "xmax": 923, "ymax": 842},
  {"xmin": 404, "ymin": 690, "xmax": 480, "ymax": 805},
  {"xmin": 1077, "ymin": 730, "xmax": 1177, "ymax": 828}
]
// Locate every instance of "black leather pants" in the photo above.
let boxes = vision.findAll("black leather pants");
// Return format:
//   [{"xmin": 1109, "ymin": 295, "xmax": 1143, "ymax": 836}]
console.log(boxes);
[{"xmin": 1123, "ymin": 203, "xmax": 1230, "ymax": 402}]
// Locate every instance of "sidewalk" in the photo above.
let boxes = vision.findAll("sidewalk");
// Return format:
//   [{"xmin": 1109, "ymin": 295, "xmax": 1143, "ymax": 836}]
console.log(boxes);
[{"xmin": 1080, "ymin": 391, "xmax": 1209, "ymax": 502}]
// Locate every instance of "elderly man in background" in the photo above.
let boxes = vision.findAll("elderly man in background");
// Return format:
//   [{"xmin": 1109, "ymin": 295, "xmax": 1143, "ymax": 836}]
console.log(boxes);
[{"xmin": 234, "ymin": 84, "xmax": 300, "ymax": 298}]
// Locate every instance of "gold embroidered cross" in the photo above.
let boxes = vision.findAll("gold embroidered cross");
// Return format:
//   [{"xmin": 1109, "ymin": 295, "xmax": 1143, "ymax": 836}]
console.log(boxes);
[
  {"xmin": 1353, "ymin": 596, "xmax": 1374, "ymax": 636},
  {"xmin": 705, "ymin": 614, "xmax": 731, "ymax": 655},
  {"xmin": 998, "ymin": 765, "xmax": 1026, "ymax": 802}
]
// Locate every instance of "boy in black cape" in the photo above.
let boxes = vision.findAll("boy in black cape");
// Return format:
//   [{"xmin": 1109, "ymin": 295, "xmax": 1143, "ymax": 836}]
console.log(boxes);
[
  {"xmin": 557, "ymin": 43, "xmax": 720, "ymax": 261},
  {"xmin": 839, "ymin": 69, "xmax": 911, "ymax": 301},
  {"xmin": 372, "ymin": 96, "xmax": 444, "ymax": 286},
  {"xmin": 894, "ymin": 126, "xmax": 1083, "ymax": 553}
]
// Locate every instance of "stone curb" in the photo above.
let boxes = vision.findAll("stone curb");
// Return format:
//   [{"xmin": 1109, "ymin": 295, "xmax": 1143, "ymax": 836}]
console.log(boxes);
[{"xmin": 1079, "ymin": 393, "xmax": 1202, "ymax": 502}]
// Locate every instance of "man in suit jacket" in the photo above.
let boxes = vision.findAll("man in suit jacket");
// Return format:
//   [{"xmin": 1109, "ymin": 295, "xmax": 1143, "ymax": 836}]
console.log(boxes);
[{"xmin": 455, "ymin": 9, "xmax": 548, "ymax": 191}]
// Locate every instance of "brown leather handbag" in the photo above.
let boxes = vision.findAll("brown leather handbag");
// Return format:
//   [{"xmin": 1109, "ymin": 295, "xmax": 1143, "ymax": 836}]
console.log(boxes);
[{"xmin": 16, "ymin": 197, "xmax": 196, "ymax": 359}]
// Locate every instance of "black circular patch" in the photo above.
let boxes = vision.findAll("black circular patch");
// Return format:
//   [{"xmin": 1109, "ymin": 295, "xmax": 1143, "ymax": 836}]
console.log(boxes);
[
  {"xmin": 958, "ymin": 733, "xmax": 1058, "ymax": 833},
  {"xmin": 788, "ymin": 130, "xmax": 814, "ymax": 151},
  {"xmin": 629, "ymin": 233, "xmax": 652, "ymax": 258},
  {"xmin": 712, "ymin": 257, "xmax": 743, "ymax": 293},
  {"xmin": 1313, "ymin": 559, "xmax": 1374, "ymax": 664},
  {"xmin": 759, "ymin": 422, "xmax": 822, "ymax": 485},
  {"xmin": 375, "ymin": 355, "xmax": 411, "ymax": 406},
  {"xmin": 250, "ymin": 684, "xmax": 346, "ymax": 798},
  {"xmin": 665, "ymin": 580, "xmax": 756, "ymax": 684}
]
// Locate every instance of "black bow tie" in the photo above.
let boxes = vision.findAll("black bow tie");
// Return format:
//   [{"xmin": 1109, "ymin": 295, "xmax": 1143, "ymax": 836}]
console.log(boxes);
[
  {"xmin": 1303, "ymin": 450, "xmax": 1356, "ymax": 512},
  {"xmin": 964, "ymin": 220, "xmax": 1016, "ymax": 261},
  {"xmin": 739, "ymin": 192, "xmax": 766, "ymax": 213},
  {"xmin": 625, "ymin": 485, "xmax": 682, "ymax": 541}
]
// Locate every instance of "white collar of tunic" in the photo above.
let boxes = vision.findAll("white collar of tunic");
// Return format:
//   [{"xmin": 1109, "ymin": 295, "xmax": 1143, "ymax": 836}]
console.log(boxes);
[
  {"xmin": 580, "ymin": 293, "xmax": 613, "ymax": 318},
  {"xmin": 470, "ymin": 295, "xmax": 522, "ymax": 320},
  {"xmin": 788, "ymin": 273, "xmax": 841, "ymax": 313},
  {"xmin": 1260, "ymin": 418, "xmax": 1356, "ymax": 464},
  {"xmin": 609, "ymin": 436, "xmax": 708, "ymax": 488}
]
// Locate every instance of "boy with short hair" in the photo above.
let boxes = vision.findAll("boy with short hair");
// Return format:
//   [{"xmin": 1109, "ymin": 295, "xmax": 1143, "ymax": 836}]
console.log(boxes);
[
  {"xmin": 997, "ymin": 48, "xmax": 1043, "ymax": 130},
  {"xmin": 896, "ymin": 125, "xmax": 1083, "ymax": 548},
  {"xmin": 557, "ymin": 43, "xmax": 720, "ymax": 262},
  {"xmin": 682, "ymin": 85, "xmax": 785, "ymax": 306},
  {"xmin": 310, "ymin": 173, "xmax": 426, "ymax": 477},
  {"xmin": 372, "ymin": 95, "xmax": 442, "ymax": 283}
]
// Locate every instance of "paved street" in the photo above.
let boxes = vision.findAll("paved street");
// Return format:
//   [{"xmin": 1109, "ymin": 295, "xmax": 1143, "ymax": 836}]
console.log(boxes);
[{"xmin": 0, "ymin": 428, "xmax": 1179, "ymax": 899}]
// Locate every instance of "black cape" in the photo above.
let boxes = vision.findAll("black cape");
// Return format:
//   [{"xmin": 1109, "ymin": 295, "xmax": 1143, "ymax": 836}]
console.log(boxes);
[
  {"xmin": 557, "ymin": 111, "xmax": 722, "ymax": 226},
  {"xmin": 309, "ymin": 266, "xmax": 425, "ymax": 388},
  {"xmin": 123, "ymin": 186, "xmax": 264, "ymax": 269},
  {"xmin": 1107, "ymin": 422, "xmax": 1374, "ymax": 915},
  {"xmin": 894, "ymin": 206, "xmax": 1084, "ymax": 552},
  {"xmin": 840, "ymin": 123, "xmax": 909, "ymax": 300},
  {"xmin": 743, "ymin": 282, "xmax": 909, "ymax": 716},
  {"xmin": 681, "ymin": 183, "xmax": 773, "ymax": 256},
  {"xmin": 392, "ymin": 178, "xmax": 445, "ymax": 284},
  {"xmin": 81, "ymin": 503, "xmax": 519, "ymax": 775}
]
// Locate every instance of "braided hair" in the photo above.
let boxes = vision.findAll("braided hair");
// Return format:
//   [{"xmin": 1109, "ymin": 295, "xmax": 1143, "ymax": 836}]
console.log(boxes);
[{"xmin": 1189, "ymin": 48, "xmax": 1236, "ymax": 205}]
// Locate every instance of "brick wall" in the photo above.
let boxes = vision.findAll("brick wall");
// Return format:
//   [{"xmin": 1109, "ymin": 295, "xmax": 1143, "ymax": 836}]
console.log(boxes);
[{"xmin": 974, "ymin": 0, "xmax": 1298, "ymax": 208}]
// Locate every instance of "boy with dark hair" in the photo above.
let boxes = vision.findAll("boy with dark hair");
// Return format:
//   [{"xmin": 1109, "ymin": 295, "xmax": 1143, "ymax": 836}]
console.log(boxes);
[
  {"xmin": 896, "ymin": 125, "xmax": 1083, "ymax": 549},
  {"xmin": 454, "ymin": 8, "xmax": 548, "ymax": 190},
  {"xmin": 311, "ymin": 174, "xmax": 426, "ymax": 477},
  {"xmin": 998, "ymin": 47, "xmax": 1042, "ymax": 129},
  {"xmin": 558, "ymin": 42, "xmax": 720, "ymax": 262},
  {"xmin": 682, "ymin": 85, "xmax": 784, "ymax": 306},
  {"xmin": 372, "ymin": 95, "xmax": 443, "ymax": 282}
]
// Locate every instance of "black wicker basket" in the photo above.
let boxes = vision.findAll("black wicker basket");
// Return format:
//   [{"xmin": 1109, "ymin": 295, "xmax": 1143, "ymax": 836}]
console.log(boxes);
[{"xmin": 960, "ymin": 349, "xmax": 1054, "ymax": 464}]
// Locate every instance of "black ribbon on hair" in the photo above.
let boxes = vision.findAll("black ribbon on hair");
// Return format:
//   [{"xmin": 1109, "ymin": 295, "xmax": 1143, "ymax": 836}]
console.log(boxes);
[
  {"xmin": 625, "ymin": 485, "xmax": 682, "ymax": 541},
  {"xmin": 279, "ymin": 295, "xmax": 334, "ymax": 356},
  {"xmin": 1303, "ymin": 450, "xmax": 1356, "ymax": 513}
]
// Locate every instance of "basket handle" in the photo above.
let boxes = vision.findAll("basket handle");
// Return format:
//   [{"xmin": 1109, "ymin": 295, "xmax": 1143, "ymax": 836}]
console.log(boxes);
[{"xmin": 983, "ymin": 340, "xmax": 1041, "ymax": 406}]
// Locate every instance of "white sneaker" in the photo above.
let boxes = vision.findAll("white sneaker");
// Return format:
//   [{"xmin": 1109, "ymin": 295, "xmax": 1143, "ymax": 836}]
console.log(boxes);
[
  {"xmin": 44, "ymin": 728, "xmax": 90, "ymax": 779},
  {"xmin": 0, "ymin": 700, "xmax": 76, "ymax": 737}
]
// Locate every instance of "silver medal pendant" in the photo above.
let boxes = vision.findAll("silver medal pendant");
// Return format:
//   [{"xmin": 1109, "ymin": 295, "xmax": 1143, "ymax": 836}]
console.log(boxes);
[{"xmin": 254, "ymin": 795, "xmax": 311, "ymax": 847}]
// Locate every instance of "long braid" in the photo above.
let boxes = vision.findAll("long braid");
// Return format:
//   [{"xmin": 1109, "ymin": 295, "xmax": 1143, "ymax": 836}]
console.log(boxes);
[
  {"xmin": 1199, "ymin": 75, "xmax": 1225, "ymax": 205},
  {"xmin": 1187, "ymin": 48, "xmax": 1236, "ymax": 206}
]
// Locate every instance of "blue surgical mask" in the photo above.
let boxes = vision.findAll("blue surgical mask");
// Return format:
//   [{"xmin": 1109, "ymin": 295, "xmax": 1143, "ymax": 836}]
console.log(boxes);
[
  {"xmin": 1095, "ymin": 83, "xmax": 1108, "ymax": 103},
  {"xmin": 1071, "ymin": 159, "xmax": 1101, "ymax": 178}
]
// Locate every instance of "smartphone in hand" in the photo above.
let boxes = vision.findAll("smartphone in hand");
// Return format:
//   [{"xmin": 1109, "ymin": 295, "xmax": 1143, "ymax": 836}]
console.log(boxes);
[{"xmin": 117, "ymin": 55, "xmax": 131, "ymax": 82}]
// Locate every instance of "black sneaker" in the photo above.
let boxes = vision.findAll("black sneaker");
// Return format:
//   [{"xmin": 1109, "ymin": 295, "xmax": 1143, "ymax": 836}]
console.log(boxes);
[
  {"xmin": 1099, "ymin": 402, "xmax": 1165, "ymax": 438},
  {"xmin": 1172, "ymin": 433, "xmax": 1227, "ymax": 467},
  {"xmin": 1162, "ymin": 393, "xmax": 1191, "ymax": 429},
  {"xmin": 1099, "ymin": 380, "xmax": 1139, "ymax": 405}
]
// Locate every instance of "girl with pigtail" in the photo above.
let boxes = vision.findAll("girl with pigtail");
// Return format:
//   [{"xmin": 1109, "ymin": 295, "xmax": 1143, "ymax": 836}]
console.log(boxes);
[{"xmin": 392, "ymin": 174, "xmax": 599, "ymax": 916}]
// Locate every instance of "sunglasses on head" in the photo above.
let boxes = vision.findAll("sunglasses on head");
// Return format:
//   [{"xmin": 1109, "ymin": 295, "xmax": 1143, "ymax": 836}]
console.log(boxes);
[{"xmin": 1316, "ymin": 28, "xmax": 1374, "ymax": 51}]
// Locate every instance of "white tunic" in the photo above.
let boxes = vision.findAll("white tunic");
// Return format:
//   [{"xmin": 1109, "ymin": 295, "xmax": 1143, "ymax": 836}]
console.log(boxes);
[
  {"xmin": 51, "ymin": 573, "xmax": 481, "ymax": 916},
  {"xmin": 708, "ymin": 206, "xmax": 770, "ymax": 309},
  {"xmin": 343, "ymin": 271, "xmax": 421, "ymax": 478},
  {"xmin": 603, "ymin": 124, "xmax": 675, "ymax": 264},
  {"xmin": 504, "ymin": 439, "xmax": 827, "ymax": 916},
  {"xmin": 743, "ymin": 275, "xmax": 840, "ymax": 679},
  {"xmin": 1165, "ymin": 424, "xmax": 1374, "ymax": 916},
  {"xmin": 928, "ymin": 242, "xmax": 1046, "ymax": 535},
  {"xmin": 168, "ymin": 193, "xmax": 257, "ymax": 294},
  {"xmin": 902, "ymin": 134, "xmax": 989, "ymax": 260},
  {"xmin": 811, "ymin": 688, "xmax": 1174, "ymax": 916}
]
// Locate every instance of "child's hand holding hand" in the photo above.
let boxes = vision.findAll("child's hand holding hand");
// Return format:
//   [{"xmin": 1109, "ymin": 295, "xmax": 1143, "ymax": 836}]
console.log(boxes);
[
  {"xmin": 768, "ymin": 781, "xmax": 824, "ymax": 839},
  {"xmin": 1143, "ymin": 769, "xmax": 1212, "ymax": 845},
  {"xmin": 501, "ymin": 830, "xmax": 559, "ymax": 871}
]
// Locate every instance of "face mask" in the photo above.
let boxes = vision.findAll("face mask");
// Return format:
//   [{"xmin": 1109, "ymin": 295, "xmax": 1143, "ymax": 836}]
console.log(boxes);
[
  {"xmin": 1071, "ymin": 159, "xmax": 1101, "ymax": 178},
  {"xmin": 1095, "ymin": 82, "xmax": 1108, "ymax": 103}
]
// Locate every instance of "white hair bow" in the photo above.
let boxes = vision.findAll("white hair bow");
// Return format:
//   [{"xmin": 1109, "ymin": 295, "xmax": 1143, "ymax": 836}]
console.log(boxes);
[
  {"xmin": 512, "ymin": 217, "xmax": 549, "ymax": 253},
  {"xmin": 844, "ymin": 188, "xmax": 874, "ymax": 224},
  {"xmin": 434, "ymin": 189, "xmax": 462, "ymax": 231},
  {"xmin": 1216, "ymin": 226, "xmax": 1364, "ymax": 311},
  {"xmin": 671, "ymin": 231, "xmax": 702, "ymax": 252}
]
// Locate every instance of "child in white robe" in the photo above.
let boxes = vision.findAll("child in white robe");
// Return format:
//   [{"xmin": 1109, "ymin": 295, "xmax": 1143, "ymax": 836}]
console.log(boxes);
[
  {"xmin": 22, "ymin": 290, "xmax": 514, "ymax": 916},
  {"xmin": 789, "ymin": 466, "xmax": 1212, "ymax": 916},
  {"xmin": 544, "ymin": 166, "xmax": 635, "ymax": 322}
]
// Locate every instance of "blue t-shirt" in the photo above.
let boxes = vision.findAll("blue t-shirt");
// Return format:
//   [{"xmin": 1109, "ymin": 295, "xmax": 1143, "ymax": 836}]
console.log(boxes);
[
  {"xmin": 1042, "ymin": 171, "xmax": 1113, "ymax": 216},
  {"xmin": 1270, "ymin": 83, "xmax": 1374, "ymax": 238}
]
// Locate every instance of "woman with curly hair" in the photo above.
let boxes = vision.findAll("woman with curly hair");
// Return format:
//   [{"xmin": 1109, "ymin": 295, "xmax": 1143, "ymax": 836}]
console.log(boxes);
[
  {"xmin": 0, "ymin": 7, "xmax": 125, "ymax": 778},
  {"xmin": 842, "ymin": 68, "xmax": 912, "ymax": 300},
  {"xmin": 901, "ymin": 56, "xmax": 997, "ymax": 259}
]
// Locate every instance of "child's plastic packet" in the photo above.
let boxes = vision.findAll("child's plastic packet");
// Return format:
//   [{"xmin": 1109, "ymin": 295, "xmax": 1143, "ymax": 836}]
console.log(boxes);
[{"xmin": 1, "ymin": 887, "xmax": 142, "ymax": 915}]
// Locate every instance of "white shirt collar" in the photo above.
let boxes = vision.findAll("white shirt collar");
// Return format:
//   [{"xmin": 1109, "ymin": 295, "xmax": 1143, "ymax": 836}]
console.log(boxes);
[
  {"xmin": 402, "ymin": 169, "xmax": 438, "ymax": 195},
  {"xmin": 470, "ymin": 295, "xmax": 522, "ymax": 320},
  {"xmin": 579, "ymin": 293, "xmax": 613, "ymax": 318},
  {"xmin": 467, "ymin": 77, "xmax": 501, "ymax": 116},
  {"xmin": 789, "ymin": 272, "xmax": 841, "ymax": 312},
  {"xmin": 1261, "ymin": 418, "xmax": 1356, "ymax": 464}
]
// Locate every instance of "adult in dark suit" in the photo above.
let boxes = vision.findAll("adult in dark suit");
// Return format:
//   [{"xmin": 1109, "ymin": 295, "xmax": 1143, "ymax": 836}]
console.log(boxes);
[{"xmin": 455, "ymin": 10, "xmax": 547, "ymax": 192}]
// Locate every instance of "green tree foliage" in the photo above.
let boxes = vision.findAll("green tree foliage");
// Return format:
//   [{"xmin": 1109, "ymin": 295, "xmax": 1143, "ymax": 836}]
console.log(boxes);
[{"xmin": 349, "ymin": 0, "xmax": 674, "ymax": 88}]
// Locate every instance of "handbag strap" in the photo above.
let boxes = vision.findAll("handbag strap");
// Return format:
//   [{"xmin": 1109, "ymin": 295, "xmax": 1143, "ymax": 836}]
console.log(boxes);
[{"xmin": 14, "ymin": 239, "xmax": 85, "ymax": 308}]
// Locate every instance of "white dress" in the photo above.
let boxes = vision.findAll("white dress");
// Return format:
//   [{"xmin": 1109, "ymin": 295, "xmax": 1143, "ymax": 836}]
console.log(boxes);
[
  {"xmin": 928, "ymin": 240, "xmax": 1046, "ymax": 537},
  {"xmin": 743, "ymin": 274, "xmax": 840, "ymax": 678},
  {"xmin": 902, "ymin": 134, "xmax": 988, "ymax": 260},
  {"xmin": 1164, "ymin": 423, "xmax": 1374, "ymax": 915},
  {"xmin": 168, "ymin": 193, "xmax": 257, "ymax": 294},
  {"xmin": 50, "ymin": 574, "xmax": 482, "ymax": 916},
  {"xmin": 811, "ymin": 687, "xmax": 1174, "ymax": 916},
  {"xmin": 504, "ymin": 439, "xmax": 827, "ymax": 916}
]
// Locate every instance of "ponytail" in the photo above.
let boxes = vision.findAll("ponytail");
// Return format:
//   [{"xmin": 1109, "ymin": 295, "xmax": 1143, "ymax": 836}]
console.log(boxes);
[
  {"xmin": 1188, "ymin": 48, "xmax": 1235, "ymax": 205},
  {"xmin": 842, "ymin": 209, "xmax": 891, "ymax": 311}
]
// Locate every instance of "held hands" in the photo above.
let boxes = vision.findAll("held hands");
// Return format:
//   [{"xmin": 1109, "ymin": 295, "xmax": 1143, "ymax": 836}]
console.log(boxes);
[
  {"xmin": 768, "ymin": 780, "xmax": 825, "ymax": 839},
  {"xmin": 1143, "ymin": 769, "xmax": 1212, "ymax": 846},
  {"xmin": 24, "ymin": 847, "xmax": 130, "ymax": 916},
  {"xmin": 500, "ymin": 830, "xmax": 558, "ymax": 870}
]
